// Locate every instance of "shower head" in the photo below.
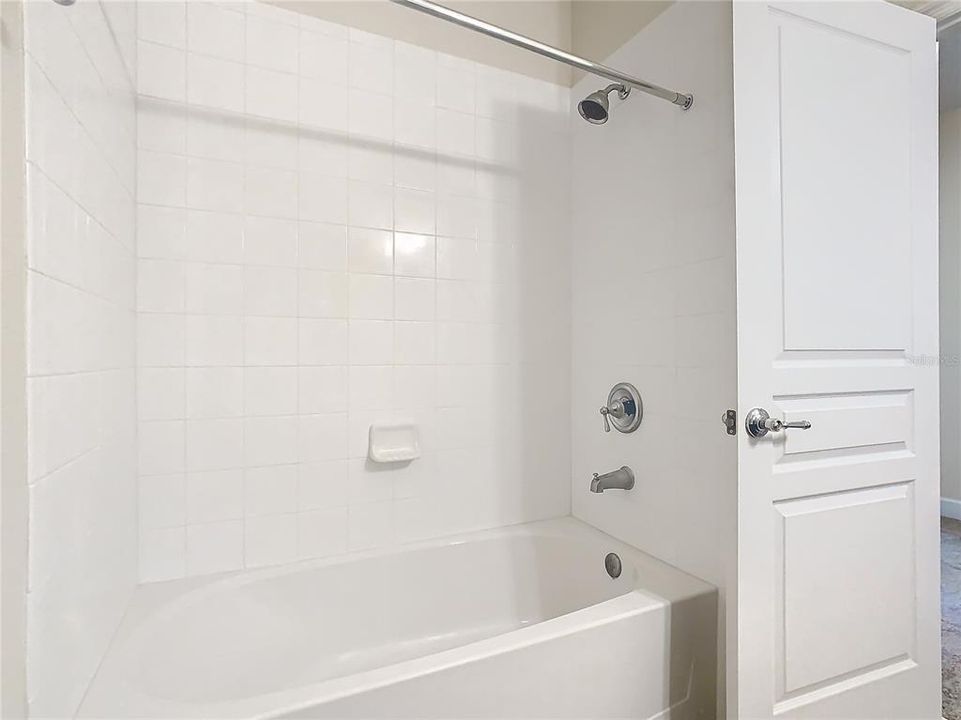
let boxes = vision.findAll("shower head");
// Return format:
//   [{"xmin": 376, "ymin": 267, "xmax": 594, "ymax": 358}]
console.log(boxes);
[{"xmin": 577, "ymin": 84, "xmax": 630, "ymax": 125}]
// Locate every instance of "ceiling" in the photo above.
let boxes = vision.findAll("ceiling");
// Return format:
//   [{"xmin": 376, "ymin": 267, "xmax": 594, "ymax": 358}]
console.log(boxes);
[{"xmin": 891, "ymin": 0, "xmax": 961, "ymax": 30}]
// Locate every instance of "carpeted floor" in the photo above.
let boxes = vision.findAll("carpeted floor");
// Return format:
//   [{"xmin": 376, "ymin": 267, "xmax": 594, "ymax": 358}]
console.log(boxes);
[{"xmin": 944, "ymin": 516, "xmax": 961, "ymax": 720}]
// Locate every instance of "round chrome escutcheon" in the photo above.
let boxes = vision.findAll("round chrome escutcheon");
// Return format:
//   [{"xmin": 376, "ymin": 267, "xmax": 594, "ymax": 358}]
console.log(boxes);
[{"xmin": 606, "ymin": 382, "xmax": 643, "ymax": 434}]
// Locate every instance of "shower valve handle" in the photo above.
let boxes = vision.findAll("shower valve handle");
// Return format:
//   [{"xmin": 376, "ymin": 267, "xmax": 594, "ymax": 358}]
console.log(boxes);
[{"xmin": 599, "ymin": 400, "xmax": 626, "ymax": 433}]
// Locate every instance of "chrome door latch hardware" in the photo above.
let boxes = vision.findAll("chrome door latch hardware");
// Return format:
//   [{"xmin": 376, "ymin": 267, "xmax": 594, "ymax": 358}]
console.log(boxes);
[
  {"xmin": 721, "ymin": 409, "xmax": 737, "ymax": 436},
  {"xmin": 744, "ymin": 407, "xmax": 811, "ymax": 439}
]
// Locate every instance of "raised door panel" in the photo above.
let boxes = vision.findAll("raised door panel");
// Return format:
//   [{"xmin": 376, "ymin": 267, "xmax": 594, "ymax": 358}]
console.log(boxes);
[
  {"xmin": 773, "ymin": 389, "xmax": 913, "ymax": 462},
  {"xmin": 779, "ymin": 11, "xmax": 912, "ymax": 352},
  {"xmin": 774, "ymin": 483, "xmax": 916, "ymax": 709}
]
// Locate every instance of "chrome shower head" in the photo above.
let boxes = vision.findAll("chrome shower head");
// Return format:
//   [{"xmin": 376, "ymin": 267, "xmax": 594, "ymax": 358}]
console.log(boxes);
[{"xmin": 577, "ymin": 83, "xmax": 630, "ymax": 125}]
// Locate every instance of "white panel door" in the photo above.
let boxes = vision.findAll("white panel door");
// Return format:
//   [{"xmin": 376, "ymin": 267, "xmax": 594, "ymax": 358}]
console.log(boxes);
[{"xmin": 733, "ymin": 2, "xmax": 941, "ymax": 718}]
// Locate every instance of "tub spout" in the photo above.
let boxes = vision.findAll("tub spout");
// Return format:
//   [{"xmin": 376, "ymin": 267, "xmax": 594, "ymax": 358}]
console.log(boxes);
[{"xmin": 590, "ymin": 466, "xmax": 635, "ymax": 493}]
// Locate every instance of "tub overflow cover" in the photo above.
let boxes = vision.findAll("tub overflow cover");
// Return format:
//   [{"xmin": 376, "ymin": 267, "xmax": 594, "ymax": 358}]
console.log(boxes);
[{"xmin": 605, "ymin": 552, "xmax": 622, "ymax": 579}]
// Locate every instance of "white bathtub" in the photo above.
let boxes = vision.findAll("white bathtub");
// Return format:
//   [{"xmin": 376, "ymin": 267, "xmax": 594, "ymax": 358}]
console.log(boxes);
[{"xmin": 79, "ymin": 518, "xmax": 717, "ymax": 719}]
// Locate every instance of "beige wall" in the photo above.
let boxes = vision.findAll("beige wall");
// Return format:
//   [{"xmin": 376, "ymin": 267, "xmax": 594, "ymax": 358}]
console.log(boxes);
[
  {"xmin": 272, "ymin": 0, "xmax": 574, "ymax": 83},
  {"xmin": 942, "ymin": 108, "xmax": 961, "ymax": 512},
  {"xmin": 270, "ymin": 0, "xmax": 670, "ymax": 86},
  {"xmin": 1, "ymin": 0, "xmax": 28, "ymax": 715},
  {"xmin": 941, "ymin": 24, "xmax": 961, "ymax": 112},
  {"xmin": 570, "ymin": 1, "xmax": 670, "ymax": 82}
]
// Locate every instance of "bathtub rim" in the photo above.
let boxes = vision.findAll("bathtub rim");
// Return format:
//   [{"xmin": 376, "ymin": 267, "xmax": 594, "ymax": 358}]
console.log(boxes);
[
  {"xmin": 122, "ymin": 516, "xmax": 712, "ymax": 611},
  {"xmin": 79, "ymin": 516, "xmax": 716, "ymax": 719}
]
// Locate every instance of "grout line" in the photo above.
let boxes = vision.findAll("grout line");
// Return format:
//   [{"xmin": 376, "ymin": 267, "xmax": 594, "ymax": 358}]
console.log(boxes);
[
  {"xmin": 178, "ymin": 0, "xmax": 193, "ymax": 583},
  {"xmin": 27, "ymin": 162, "xmax": 134, "ymax": 258},
  {"xmin": 132, "ymin": 0, "xmax": 145, "ymax": 587},
  {"xmin": 24, "ymin": 51, "xmax": 135, "ymax": 208},
  {"xmin": 293, "ymin": 21, "xmax": 304, "ymax": 561},
  {"xmin": 92, "ymin": 0, "xmax": 137, "ymax": 93},
  {"xmin": 239, "ymin": 0, "xmax": 250, "ymax": 572}
]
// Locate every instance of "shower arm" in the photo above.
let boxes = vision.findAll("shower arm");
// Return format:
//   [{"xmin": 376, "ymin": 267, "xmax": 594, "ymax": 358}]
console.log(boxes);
[{"xmin": 389, "ymin": 0, "xmax": 693, "ymax": 110}]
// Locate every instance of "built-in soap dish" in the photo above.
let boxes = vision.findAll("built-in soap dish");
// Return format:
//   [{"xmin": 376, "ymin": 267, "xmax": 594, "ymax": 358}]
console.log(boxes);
[{"xmin": 368, "ymin": 422, "xmax": 420, "ymax": 463}]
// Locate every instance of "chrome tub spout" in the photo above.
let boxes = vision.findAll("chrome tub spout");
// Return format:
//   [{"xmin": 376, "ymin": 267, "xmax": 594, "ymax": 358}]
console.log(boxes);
[{"xmin": 590, "ymin": 466, "xmax": 635, "ymax": 493}]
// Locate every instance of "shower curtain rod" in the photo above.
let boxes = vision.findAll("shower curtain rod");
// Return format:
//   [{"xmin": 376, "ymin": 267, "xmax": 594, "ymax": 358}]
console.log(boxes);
[{"xmin": 389, "ymin": 0, "xmax": 693, "ymax": 110}]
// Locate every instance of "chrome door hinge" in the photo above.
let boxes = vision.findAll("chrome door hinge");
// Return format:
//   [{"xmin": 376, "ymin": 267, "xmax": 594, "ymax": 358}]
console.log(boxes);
[{"xmin": 722, "ymin": 409, "xmax": 737, "ymax": 436}]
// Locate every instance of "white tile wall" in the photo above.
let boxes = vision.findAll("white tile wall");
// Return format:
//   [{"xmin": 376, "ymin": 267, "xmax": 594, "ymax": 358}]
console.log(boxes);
[
  {"xmin": 136, "ymin": 1, "xmax": 572, "ymax": 581},
  {"xmin": 569, "ymin": 3, "xmax": 736, "ymax": 715},
  {"xmin": 22, "ymin": 0, "xmax": 138, "ymax": 716}
]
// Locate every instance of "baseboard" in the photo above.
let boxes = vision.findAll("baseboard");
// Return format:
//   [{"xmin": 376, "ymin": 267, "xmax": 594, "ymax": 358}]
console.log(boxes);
[{"xmin": 943, "ymin": 496, "xmax": 961, "ymax": 521}]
